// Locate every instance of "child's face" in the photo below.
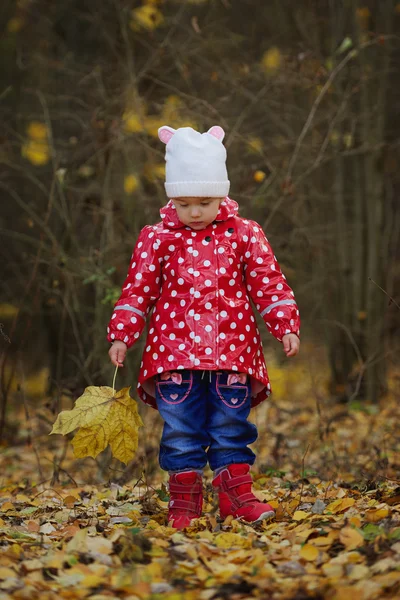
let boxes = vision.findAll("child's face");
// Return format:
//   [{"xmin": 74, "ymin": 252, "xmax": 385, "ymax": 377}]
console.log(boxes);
[{"xmin": 171, "ymin": 197, "xmax": 223, "ymax": 230}]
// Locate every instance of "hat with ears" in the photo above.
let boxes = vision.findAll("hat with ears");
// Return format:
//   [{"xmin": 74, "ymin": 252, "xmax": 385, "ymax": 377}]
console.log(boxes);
[{"xmin": 158, "ymin": 125, "xmax": 230, "ymax": 198}]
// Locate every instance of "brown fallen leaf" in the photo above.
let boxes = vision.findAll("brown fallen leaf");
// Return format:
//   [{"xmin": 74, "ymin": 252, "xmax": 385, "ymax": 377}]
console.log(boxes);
[{"xmin": 382, "ymin": 494, "xmax": 400, "ymax": 505}]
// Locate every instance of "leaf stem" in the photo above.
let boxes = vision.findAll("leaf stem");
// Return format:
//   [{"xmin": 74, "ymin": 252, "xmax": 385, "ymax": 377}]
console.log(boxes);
[{"xmin": 112, "ymin": 365, "xmax": 119, "ymax": 394}]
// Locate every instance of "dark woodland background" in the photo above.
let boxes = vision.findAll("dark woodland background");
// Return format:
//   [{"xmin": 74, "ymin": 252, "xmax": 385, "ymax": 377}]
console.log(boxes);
[{"xmin": 0, "ymin": 0, "xmax": 399, "ymax": 453}]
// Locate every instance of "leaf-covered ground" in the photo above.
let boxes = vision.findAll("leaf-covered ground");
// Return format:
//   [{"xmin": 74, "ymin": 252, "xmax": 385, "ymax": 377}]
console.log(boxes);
[{"xmin": 1, "ymin": 351, "xmax": 400, "ymax": 600}]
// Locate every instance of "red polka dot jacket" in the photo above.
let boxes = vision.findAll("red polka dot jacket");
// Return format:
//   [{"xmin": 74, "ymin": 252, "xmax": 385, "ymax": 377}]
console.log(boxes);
[{"xmin": 107, "ymin": 197, "xmax": 300, "ymax": 409}]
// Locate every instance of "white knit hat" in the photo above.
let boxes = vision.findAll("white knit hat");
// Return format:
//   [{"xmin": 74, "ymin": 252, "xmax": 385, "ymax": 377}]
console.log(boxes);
[{"xmin": 158, "ymin": 125, "xmax": 230, "ymax": 198}]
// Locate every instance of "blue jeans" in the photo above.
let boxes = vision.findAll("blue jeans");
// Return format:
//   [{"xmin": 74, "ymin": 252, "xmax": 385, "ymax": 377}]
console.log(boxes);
[{"xmin": 155, "ymin": 370, "xmax": 257, "ymax": 472}]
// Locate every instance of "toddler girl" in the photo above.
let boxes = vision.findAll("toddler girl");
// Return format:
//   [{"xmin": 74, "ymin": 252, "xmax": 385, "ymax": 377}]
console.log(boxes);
[{"xmin": 107, "ymin": 125, "xmax": 300, "ymax": 529}]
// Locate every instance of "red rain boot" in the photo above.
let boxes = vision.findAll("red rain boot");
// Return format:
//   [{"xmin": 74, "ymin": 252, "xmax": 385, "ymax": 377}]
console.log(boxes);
[
  {"xmin": 212, "ymin": 464, "xmax": 275, "ymax": 523},
  {"xmin": 167, "ymin": 471, "xmax": 203, "ymax": 529}
]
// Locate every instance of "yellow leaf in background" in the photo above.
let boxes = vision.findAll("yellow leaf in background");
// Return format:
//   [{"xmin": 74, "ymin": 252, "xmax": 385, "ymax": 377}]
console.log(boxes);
[
  {"xmin": 357, "ymin": 310, "xmax": 367, "ymax": 320},
  {"xmin": 0, "ymin": 303, "xmax": 18, "ymax": 318},
  {"xmin": 140, "ymin": 94, "xmax": 196, "ymax": 137},
  {"xmin": 396, "ymin": 3, "xmax": 400, "ymax": 14},
  {"xmin": 144, "ymin": 116, "xmax": 165, "ymax": 137},
  {"xmin": 130, "ymin": 5, "xmax": 164, "ymax": 31},
  {"xmin": 0, "ymin": 502, "xmax": 15, "ymax": 512},
  {"xmin": 143, "ymin": 162, "xmax": 165, "ymax": 182},
  {"xmin": 123, "ymin": 110, "xmax": 145, "ymax": 134},
  {"xmin": 21, "ymin": 140, "xmax": 50, "ymax": 166},
  {"xmin": 326, "ymin": 497, "xmax": 355, "ymax": 513},
  {"xmin": 343, "ymin": 133, "xmax": 353, "ymax": 149},
  {"xmin": 20, "ymin": 559, "xmax": 43, "ymax": 572},
  {"xmin": 161, "ymin": 96, "xmax": 198, "ymax": 130},
  {"xmin": 365, "ymin": 507, "xmax": 390, "ymax": 522},
  {"xmin": 214, "ymin": 533, "xmax": 251, "ymax": 549},
  {"xmin": 261, "ymin": 47, "xmax": 282, "ymax": 74},
  {"xmin": 322, "ymin": 562, "xmax": 344, "ymax": 578},
  {"xmin": 356, "ymin": 7, "xmax": 371, "ymax": 20},
  {"xmin": 27, "ymin": 121, "xmax": 48, "ymax": 140},
  {"xmin": 348, "ymin": 564, "xmax": 370, "ymax": 580},
  {"xmin": 254, "ymin": 170, "xmax": 266, "ymax": 183},
  {"xmin": 293, "ymin": 510, "xmax": 310, "ymax": 521},
  {"xmin": 356, "ymin": 8, "xmax": 370, "ymax": 30},
  {"xmin": 330, "ymin": 130, "xmax": 340, "ymax": 146},
  {"xmin": 349, "ymin": 515, "xmax": 362, "ymax": 528},
  {"xmin": 124, "ymin": 174, "xmax": 139, "ymax": 194},
  {"xmin": 162, "ymin": 95, "xmax": 183, "ymax": 122},
  {"xmin": 339, "ymin": 526, "xmax": 364, "ymax": 550},
  {"xmin": 325, "ymin": 58, "xmax": 334, "ymax": 72},
  {"xmin": 0, "ymin": 567, "xmax": 16, "ymax": 579},
  {"xmin": 247, "ymin": 137, "xmax": 263, "ymax": 154},
  {"xmin": 340, "ymin": 498, "xmax": 356, "ymax": 511},
  {"xmin": 7, "ymin": 18, "xmax": 24, "ymax": 33},
  {"xmin": 15, "ymin": 494, "xmax": 33, "ymax": 504},
  {"xmin": 299, "ymin": 543, "xmax": 319, "ymax": 561},
  {"xmin": 66, "ymin": 528, "xmax": 88, "ymax": 553},
  {"xmin": 50, "ymin": 386, "xmax": 143, "ymax": 465}
]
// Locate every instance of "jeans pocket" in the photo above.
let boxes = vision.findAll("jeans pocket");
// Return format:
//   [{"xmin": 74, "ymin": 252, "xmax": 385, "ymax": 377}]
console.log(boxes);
[
  {"xmin": 216, "ymin": 371, "xmax": 249, "ymax": 409},
  {"xmin": 156, "ymin": 370, "xmax": 193, "ymax": 405}
]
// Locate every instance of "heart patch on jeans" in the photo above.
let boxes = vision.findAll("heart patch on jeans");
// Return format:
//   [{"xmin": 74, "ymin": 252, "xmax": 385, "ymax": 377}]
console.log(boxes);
[{"xmin": 170, "ymin": 394, "xmax": 178, "ymax": 400}]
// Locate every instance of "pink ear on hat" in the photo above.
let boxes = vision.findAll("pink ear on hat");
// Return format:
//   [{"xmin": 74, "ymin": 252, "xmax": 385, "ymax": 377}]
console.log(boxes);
[
  {"xmin": 158, "ymin": 126, "xmax": 176, "ymax": 144},
  {"xmin": 207, "ymin": 126, "xmax": 225, "ymax": 142}
]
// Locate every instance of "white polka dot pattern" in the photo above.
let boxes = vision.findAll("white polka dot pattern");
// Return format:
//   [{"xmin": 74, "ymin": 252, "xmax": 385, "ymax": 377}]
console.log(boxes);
[{"xmin": 106, "ymin": 197, "xmax": 300, "ymax": 411}]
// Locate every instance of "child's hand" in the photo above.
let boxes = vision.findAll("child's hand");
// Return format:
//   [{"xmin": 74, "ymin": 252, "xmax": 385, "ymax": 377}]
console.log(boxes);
[
  {"xmin": 109, "ymin": 341, "xmax": 127, "ymax": 367},
  {"xmin": 282, "ymin": 333, "xmax": 300, "ymax": 357}
]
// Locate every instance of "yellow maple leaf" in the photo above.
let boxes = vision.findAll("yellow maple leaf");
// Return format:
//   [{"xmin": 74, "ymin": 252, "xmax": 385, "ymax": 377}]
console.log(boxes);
[
  {"xmin": 261, "ymin": 47, "xmax": 282, "ymax": 74},
  {"xmin": 50, "ymin": 386, "xmax": 143, "ymax": 465}
]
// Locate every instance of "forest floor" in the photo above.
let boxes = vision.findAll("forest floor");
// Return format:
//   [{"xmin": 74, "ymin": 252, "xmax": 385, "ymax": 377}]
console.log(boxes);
[{"xmin": 1, "ymin": 345, "xmax": 400, "ymax": 600}]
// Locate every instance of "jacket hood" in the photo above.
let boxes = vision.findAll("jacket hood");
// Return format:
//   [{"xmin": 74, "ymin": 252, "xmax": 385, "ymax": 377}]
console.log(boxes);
[{"xmin": 159, "ymin": 196, "xmax": 239, "ymax": 229}]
